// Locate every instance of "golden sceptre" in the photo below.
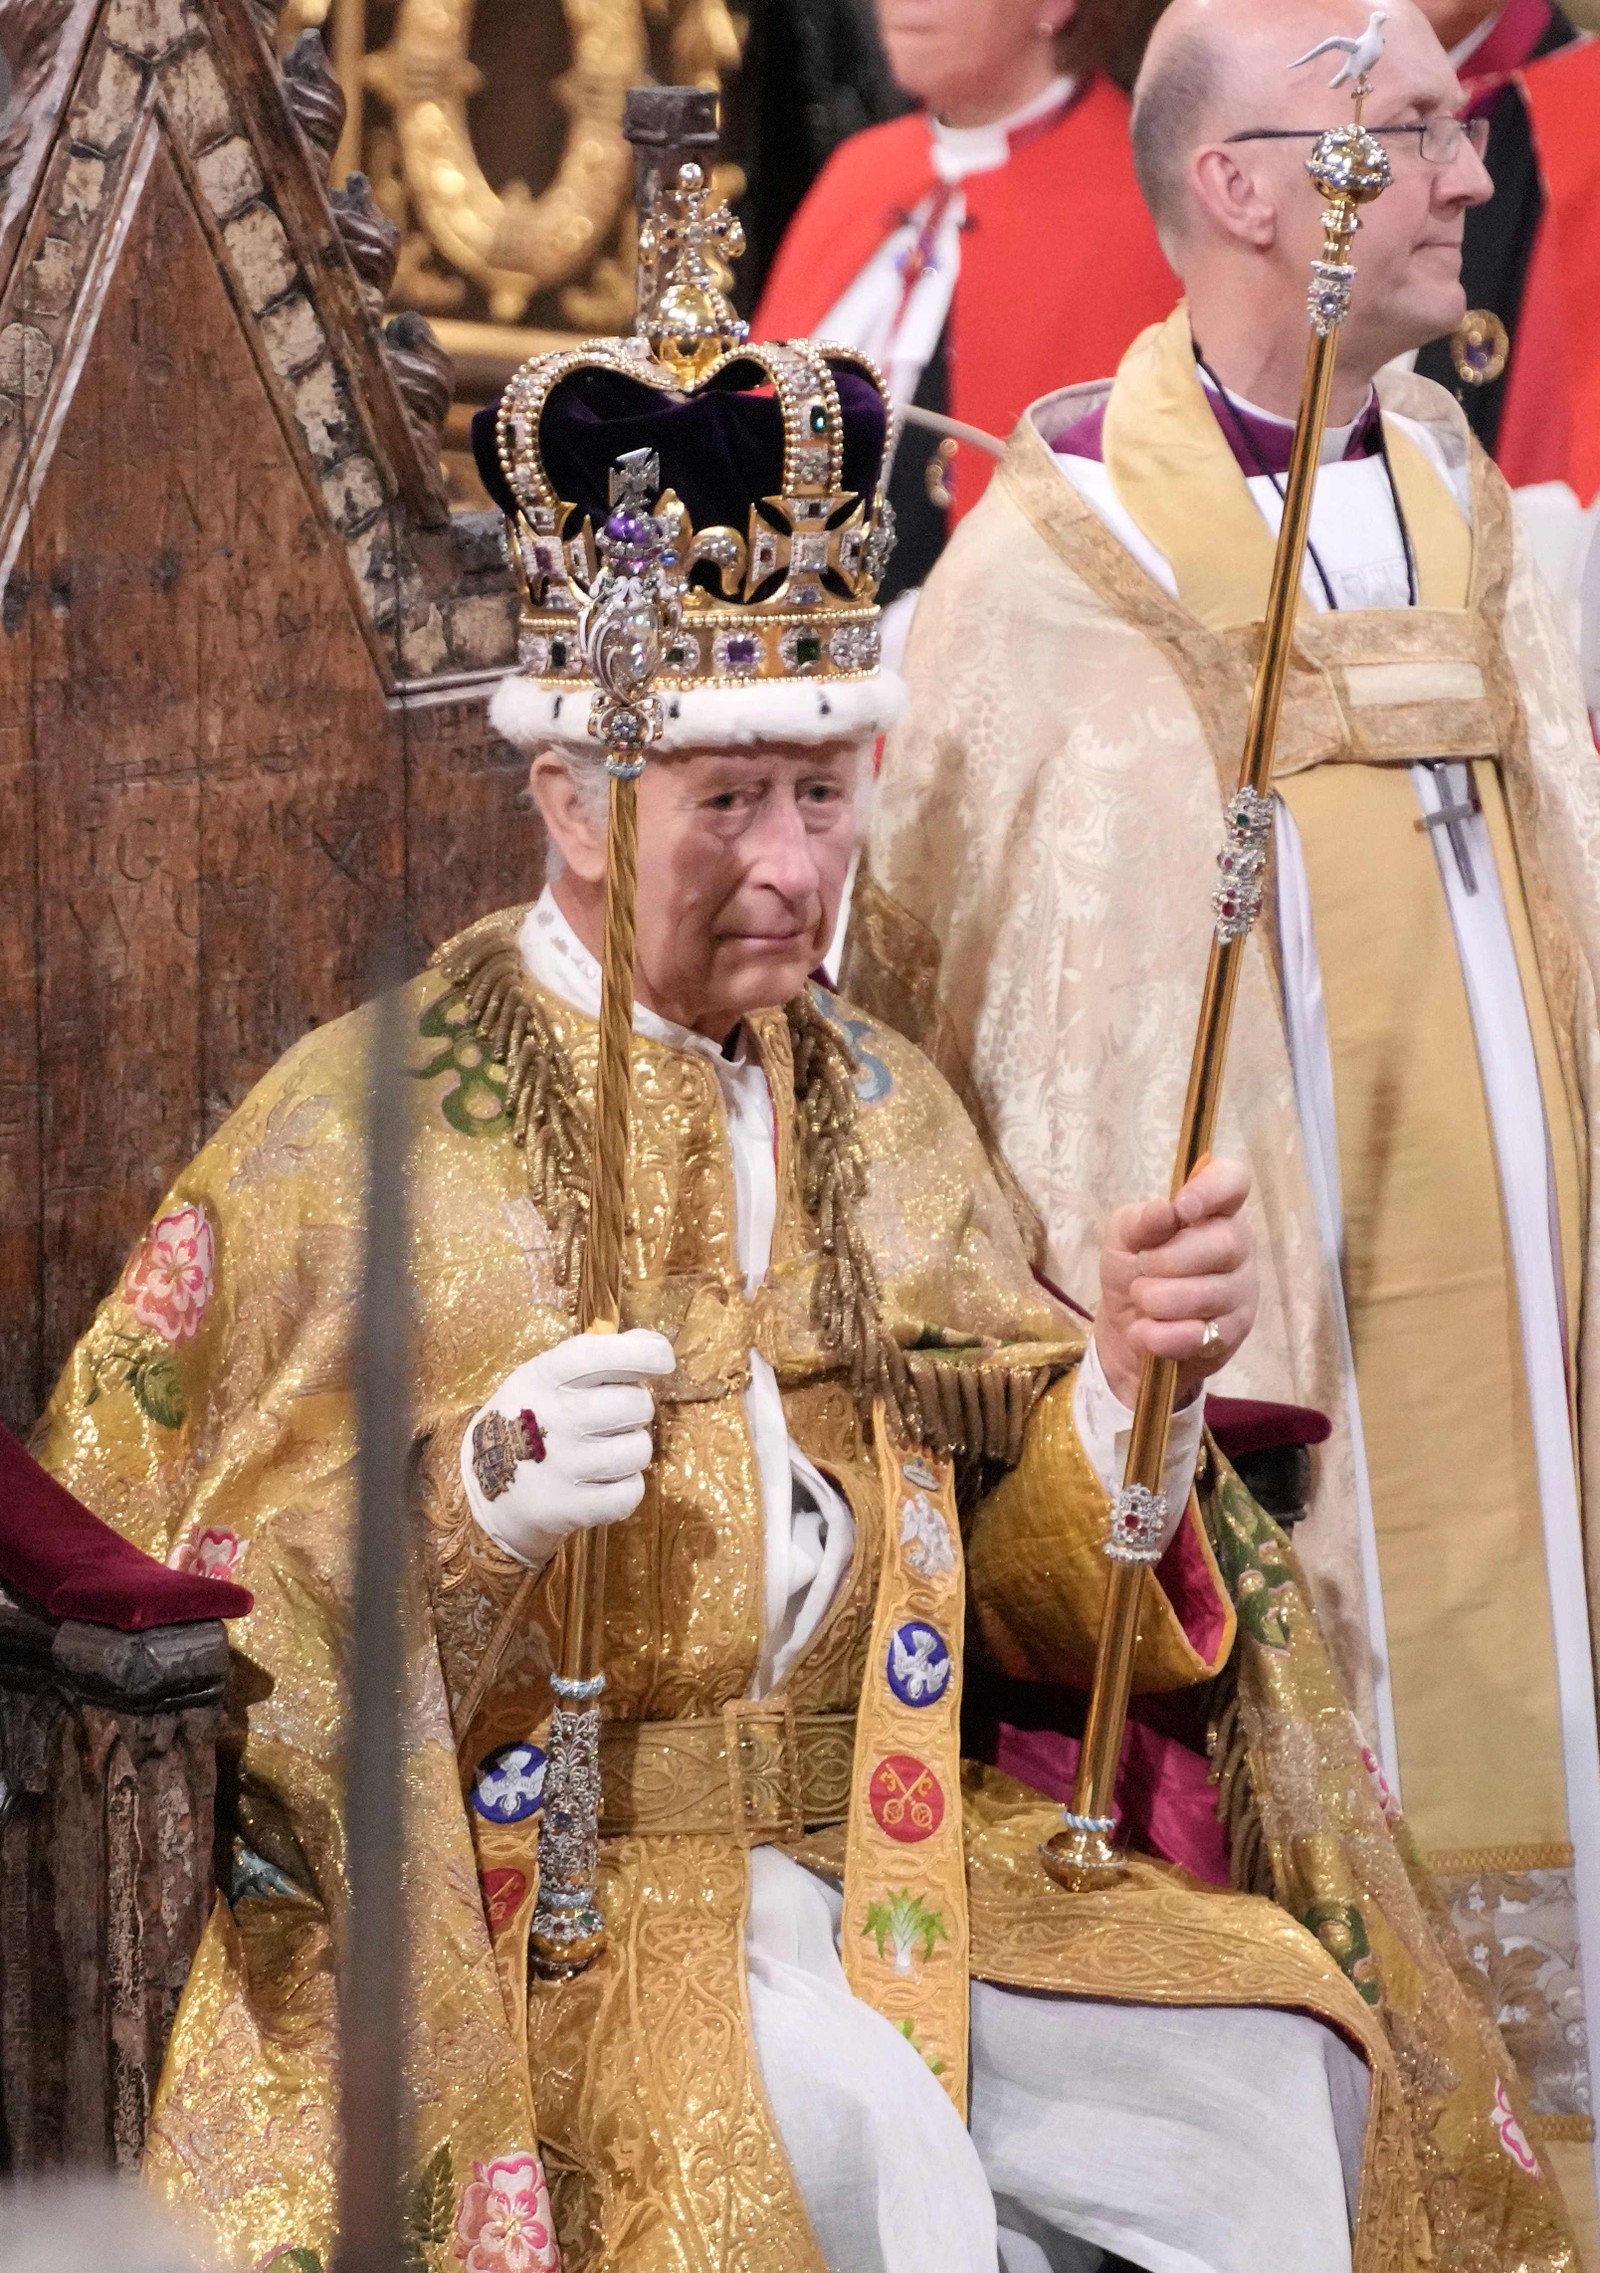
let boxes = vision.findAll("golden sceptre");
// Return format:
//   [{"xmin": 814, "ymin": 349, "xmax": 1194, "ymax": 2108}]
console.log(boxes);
[
  {"xmin": 528, "ymin": 87, "xmax": 730, "ymax": 1976},
  {"xmin": 1042, "ymin": 18, "xmax": 1393, "ymax": 1893}
]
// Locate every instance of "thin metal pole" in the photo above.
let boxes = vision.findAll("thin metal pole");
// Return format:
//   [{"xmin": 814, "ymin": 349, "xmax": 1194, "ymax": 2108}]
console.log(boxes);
[
  {"xmin": 1042, "ymin": 76, "xmax": 1388, "ymax": 1893},
  {"xmin": 335, "ymin": 937, "xmax": 413, "ymax": 2269}
]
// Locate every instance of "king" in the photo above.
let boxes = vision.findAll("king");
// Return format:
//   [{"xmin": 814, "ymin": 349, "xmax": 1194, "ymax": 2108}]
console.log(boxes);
[{"xmin": 28, "ymin": 88, "xmax": 1577, "ymax": 2273}]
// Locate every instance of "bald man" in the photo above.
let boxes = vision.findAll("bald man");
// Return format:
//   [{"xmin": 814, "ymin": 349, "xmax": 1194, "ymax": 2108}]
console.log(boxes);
[{"xmin": 868, "ymin": 2, "xmax": 1600, "ymax": 2248}]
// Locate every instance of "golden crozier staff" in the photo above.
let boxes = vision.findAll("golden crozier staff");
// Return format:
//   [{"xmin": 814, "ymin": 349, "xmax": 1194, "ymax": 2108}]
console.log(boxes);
[{"xmin": 1043, "ymin": 10, "xmax": 1395, "ymax": 1892}]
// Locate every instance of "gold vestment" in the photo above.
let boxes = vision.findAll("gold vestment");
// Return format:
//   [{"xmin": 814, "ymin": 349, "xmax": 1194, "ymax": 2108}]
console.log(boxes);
[{"xmin": 32, "ymin": 908, "xmax": 1574, "ymax": 2270}]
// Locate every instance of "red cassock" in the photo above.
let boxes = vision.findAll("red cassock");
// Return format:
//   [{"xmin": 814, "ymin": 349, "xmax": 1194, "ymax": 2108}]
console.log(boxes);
[
  {"xmin": 752, "ymin": 76, "xmax": 1179, "ymax": 523},
  {"xmin": 1498, "ymin": 39, "xmax": 1600, "ymax": 505}
]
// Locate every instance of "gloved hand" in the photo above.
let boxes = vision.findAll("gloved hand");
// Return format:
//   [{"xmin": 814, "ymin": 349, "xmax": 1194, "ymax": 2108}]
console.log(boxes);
[{"xmin": 459, "ymin": 1328, "xmax": 677, "ymax": 1569}]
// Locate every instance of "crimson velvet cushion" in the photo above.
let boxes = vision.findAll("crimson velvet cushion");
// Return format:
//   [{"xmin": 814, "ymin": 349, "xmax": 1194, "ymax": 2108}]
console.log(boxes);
[{"xmin": 0, "ymin": 1424, "xmax": 252, "ymax": 1630}]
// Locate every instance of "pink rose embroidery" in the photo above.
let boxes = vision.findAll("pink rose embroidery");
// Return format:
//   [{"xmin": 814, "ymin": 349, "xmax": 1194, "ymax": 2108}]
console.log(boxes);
[
  {"xmin": 169, "ymin": 1526, "xmax": 246, "ymax": 1582},
  {"xmin": 1491, "ymin": 2079, "xmax": 1540, "ymax": 2174},
  {"xmin": 1357, "ymin": 1741, "xmax": 1401, "ymax": 1825},
  {"xmin": 454, "ymin": 2152, "xmax": 559, "ymax": 2273},
  {"xmin": 123, "ymin": 1205, "xmax": 215, "ymax": 1344}
]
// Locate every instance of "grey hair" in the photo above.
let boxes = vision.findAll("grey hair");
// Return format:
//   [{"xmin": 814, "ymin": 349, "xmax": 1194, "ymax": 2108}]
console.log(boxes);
[{"xmin": 1130, "ymin": 24, "xmax": 1221, "ymax": 255}]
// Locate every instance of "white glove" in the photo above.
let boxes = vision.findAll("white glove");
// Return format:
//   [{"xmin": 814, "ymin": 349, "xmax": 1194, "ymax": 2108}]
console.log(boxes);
[{"xmin": 460, "ymin": 1328, "xmax": 676, "ymax": 1570}]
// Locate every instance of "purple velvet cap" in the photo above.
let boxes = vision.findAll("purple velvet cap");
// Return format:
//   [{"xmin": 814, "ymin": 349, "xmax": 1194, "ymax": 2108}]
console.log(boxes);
[{"xmin": 472, "ymin": 356, "xmax": 889, "ymax": 559}]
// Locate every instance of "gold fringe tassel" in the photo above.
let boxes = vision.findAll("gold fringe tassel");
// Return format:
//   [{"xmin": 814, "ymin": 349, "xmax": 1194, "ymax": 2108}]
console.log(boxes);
[{"xmin": 430, "ymin": 931, "xmax": 1052, "ymax": 1467}]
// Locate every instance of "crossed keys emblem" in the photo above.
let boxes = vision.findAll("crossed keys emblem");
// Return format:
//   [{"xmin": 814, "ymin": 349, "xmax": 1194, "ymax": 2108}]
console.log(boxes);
[{"xmin": 868, "ymin": 1752, "xmax": 946, "ymax": 1845}]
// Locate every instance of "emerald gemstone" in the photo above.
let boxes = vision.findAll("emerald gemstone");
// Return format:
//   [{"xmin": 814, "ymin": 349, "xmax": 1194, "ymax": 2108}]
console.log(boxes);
[
  {"xmin": 808, "ymin": 403, "xmax": 827, "ymax": 436},
  {"xmin": 795, "ymin": 633, "xmax": 821, "ymax": 665},
  {"xmin": 549, "ymin": 637, "xmax": 568, "ymax": 668}
]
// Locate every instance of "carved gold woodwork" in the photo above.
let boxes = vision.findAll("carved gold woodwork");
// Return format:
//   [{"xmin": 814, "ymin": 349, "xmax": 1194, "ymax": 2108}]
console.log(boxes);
[{"xmin": 281, "ymin": 0, "xmax": 743, "ymax": 339}]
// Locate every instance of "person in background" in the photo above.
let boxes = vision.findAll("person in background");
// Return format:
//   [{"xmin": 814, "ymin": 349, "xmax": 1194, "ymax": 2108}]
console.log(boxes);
[
  {"xmin": 1411, "ymin": 0, "xmax": 1600, "ymax": 721},
  {"xmin": 868, "ymin": 0, "xmax": 1600, "ymax": 2240},
  {"xmin": 754, "ymin": 0, "xmax": 1177, "ymax": 611},
  {"xmin": 1410, "ymin": 0, "xmax": 1598, "ymax": 508}
]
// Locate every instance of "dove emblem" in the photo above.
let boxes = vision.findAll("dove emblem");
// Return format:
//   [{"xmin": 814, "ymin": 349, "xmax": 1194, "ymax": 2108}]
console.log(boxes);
[
  {"xmin": 1290, "ymin": 9, "xmax": 1387, "ymax": 89},
  {"xmin": 887, "ymin": 1621, "xmax": 953, "ymax": 1708}
]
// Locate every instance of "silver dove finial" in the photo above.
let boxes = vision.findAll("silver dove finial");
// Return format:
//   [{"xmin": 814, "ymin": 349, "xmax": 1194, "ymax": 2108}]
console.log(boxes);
[{"xmin": 1291, "ymin": 8, "xmax": 1388, "ymax": 87}]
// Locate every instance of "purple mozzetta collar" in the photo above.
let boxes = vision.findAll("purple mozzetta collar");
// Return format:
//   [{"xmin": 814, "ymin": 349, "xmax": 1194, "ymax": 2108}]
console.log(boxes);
[{"xmin": 1051, "ymin": 381, "xmax": 1383, "ymax": 475}]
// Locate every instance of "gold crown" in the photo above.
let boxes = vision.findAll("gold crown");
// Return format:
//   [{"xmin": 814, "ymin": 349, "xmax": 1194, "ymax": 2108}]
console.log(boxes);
[{"xmin": 493, "ymin": 161, "xmax": 897, "ymax": 706}]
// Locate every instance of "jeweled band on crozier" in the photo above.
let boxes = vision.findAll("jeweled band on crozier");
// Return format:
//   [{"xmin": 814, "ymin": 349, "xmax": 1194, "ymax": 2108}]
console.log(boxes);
[
  {"xmin": 1106, "ymin": 1482, "xmax": 1171, "ymax": 1565},
  {"xmin": 1212, "ymin": 785, "xmax": 1275, "ymax": 943},
  {"xmin": 1061, "ymin": 1810, "xmax": 1116, "ymax": 1837},
  {"xmin": 471, "ymin": 1405, "xmax": 548, "ymax": 1502}
]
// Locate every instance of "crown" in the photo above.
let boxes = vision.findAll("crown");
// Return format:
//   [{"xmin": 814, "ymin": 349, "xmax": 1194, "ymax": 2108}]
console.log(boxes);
[{"xmin": 474, "ymin": 141, "xmax": 902, "ymax": 757}]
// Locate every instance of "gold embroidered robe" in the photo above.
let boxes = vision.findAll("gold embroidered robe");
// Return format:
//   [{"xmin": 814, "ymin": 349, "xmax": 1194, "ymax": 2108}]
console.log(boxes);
[{"xmin": 30, "ymin": 907, "xmax": 1575, "ymax": 2271}]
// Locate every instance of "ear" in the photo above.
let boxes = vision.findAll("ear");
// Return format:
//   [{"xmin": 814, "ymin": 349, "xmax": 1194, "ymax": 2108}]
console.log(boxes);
[
  {"xmin": 1190, "ymin": 144, "xmax": 1280, "ymax": 252},
  {"xmin": 530, "ymin": 751, "xmax": 607, "ymax": 886}
]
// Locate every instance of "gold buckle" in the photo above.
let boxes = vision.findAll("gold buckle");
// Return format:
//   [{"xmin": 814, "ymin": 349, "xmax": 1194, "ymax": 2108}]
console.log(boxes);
[{"xmin": 722, "ymin": 1698, "xmax": 804, "ymax": 1847}]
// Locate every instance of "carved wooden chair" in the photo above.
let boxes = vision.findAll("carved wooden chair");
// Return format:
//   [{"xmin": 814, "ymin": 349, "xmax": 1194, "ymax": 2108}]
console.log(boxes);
[{"xmin": 0, "ymin": 1429, "xmax": 248, "ymax": 2175}]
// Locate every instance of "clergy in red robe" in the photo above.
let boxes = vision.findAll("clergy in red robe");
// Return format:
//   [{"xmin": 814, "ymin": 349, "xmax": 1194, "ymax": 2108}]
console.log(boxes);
[
  {"xmin": 753, "ymin": 0, "xmax": 1178, "ymax": 602},
  {"xmin": 1413, "ymin": 0, "xmax": 1600, "ymax": 505}
]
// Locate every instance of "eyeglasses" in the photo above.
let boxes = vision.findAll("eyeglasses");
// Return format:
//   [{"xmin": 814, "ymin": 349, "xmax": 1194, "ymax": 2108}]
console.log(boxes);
[{"xmin": 1224, "ymin": 117, "xmax": 1491, "ymax": 164}]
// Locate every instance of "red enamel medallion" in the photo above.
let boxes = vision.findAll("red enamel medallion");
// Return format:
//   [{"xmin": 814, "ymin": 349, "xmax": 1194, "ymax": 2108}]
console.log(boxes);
[{"xmin": 868, "ymin": 1753, "xmax": 945, "ymax": 1845}]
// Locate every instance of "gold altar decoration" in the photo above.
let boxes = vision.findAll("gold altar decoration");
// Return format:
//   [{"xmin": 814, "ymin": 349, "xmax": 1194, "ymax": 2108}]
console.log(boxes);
[{"xmin": 275, "ymin": 0, "xmax": 744, "ymax": 440}]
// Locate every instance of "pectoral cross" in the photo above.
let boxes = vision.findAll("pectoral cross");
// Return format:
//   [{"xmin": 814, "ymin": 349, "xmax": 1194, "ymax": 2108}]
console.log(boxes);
[{"xmin": 1415, "ymin": 761, "xmax": 1480, "ymax": 896}]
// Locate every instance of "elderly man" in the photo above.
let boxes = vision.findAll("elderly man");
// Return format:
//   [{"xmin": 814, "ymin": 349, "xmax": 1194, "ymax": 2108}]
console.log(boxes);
[
  {"xmin": 31, "ymin": 154, "xmax": 1570, "ymax": 2273},
  {"xmin": 869, "ymin": 0, "xmax": 1600, "ymax": 2243}
]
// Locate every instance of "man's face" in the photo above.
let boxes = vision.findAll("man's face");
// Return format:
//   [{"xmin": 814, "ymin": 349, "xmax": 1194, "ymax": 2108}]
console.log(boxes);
[
  {"xmin": 875, "ymin": 0, "xmax": 1063, "ymax": 111},
  {"xmin": 1225, "ymin": 1, "xmax": 1491, "ymax": 362},
  {"xmin": 539, "ymin": 742, "xmax": 860, "ymax": 1038}
]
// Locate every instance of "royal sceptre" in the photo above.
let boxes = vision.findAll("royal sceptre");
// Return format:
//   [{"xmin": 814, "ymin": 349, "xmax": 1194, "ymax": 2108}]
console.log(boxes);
[
  {"xmin": 526, "ymin": 88, "xmax": 731, "ymax": 1977},
  {"xmin": 1041, "ymin": 19, "xmax": 1394, "ymax": 1893}
]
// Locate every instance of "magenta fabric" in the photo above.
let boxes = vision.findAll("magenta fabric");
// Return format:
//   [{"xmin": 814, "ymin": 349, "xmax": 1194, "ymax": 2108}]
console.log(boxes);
[
  {"xmin": 992, "ymin": 1714, "xmax": 1233, "ymax": 1887},
  {"xmin": 0, "ymin": 1424, "xmax": 252, "ymax": 1631},
  {"xmin": 1459, "ymin": 0, "xmax": 1555, "ymax": 107},
  {"xmin": 1051, "ymin": 383, "xmax": 1382, "ymax": 474},
  {"xmin": 1207, "ymin": 1392, "xmax": 1331, "ymax": 1460},
  {"xmin": 1153, "ymin": 1508, "xmax": 1230, "ymax": 1666}
]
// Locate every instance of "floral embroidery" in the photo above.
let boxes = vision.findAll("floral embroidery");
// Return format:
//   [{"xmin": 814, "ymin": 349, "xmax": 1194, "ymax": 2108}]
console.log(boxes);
[
  {"xmin": 123, "ymin": 1203, "xmax": 215, "ymax": 1343},
  {"xmin": 864, "ymin": 1889, "xmax": 947, "ymax": 1977},
  {"xmin": 1204, "ymin": 1467, "xmax": 1295, "ymax": 1650},
  {"xmin": 453, "ymin": 2152, "xmax": 559, "ymax": 2273},
  {"xmin": 1355, "ymin": 1733, "xmax": 1401, "ymax": 1825},
  {"xmin": 169, "ymin": 1525, "xmax": 246, "ymax": 1582},
  {"xmin": 1491, "ymin": 2078, "xmax": 1540, "ymax": 2175},
  {"xmin": 1302, "ymin": 1897, "xmax": 1382, "ymax": 2007}
]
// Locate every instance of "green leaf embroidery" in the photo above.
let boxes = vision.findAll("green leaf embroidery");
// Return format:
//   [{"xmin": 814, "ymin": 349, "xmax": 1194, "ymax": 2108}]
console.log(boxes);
[
  {"xmin": 406, "ymin": 2138, "xmax": 455, "ymax": 2259},
  {"xmin": 260, "ymin": 2252, "xmax": 323, "ymax": 2273},
  {"xmin": 131, "ymin": 1346, "xmax": 186, "ymax": 1430},
  {"xmin": 896, "ymin": 2016, "xmax": 946, "ymax": 2077},
  {"xmin": 863, "ymin": 1889, "xmax": 947, "ymax": 1977},
  {"xmin": 412, "ymin": 992, "xmax": 509, "ymax": 1136}
]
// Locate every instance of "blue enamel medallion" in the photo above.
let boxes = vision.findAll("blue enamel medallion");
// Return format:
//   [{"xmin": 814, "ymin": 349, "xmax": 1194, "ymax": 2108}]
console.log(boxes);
[
  {"xmin": 886, "ymin": 1621, "xmax": 952, "ymax": 1708},
  {"xmin": 470, "ymin": 1741, "xmax": 547, "ymax": 1823}
]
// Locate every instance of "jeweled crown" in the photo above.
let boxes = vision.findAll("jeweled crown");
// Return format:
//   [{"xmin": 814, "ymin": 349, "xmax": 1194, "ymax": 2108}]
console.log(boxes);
[{"xmin": 474, "ymin": 149, "xmax": 900, "ymax": 750}]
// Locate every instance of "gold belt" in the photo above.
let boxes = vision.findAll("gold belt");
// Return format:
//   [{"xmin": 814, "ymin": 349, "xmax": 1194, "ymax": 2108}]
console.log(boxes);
[{"xmin": 598, "ymin": 1700, "xmax": 855, "ymax": 1845}]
